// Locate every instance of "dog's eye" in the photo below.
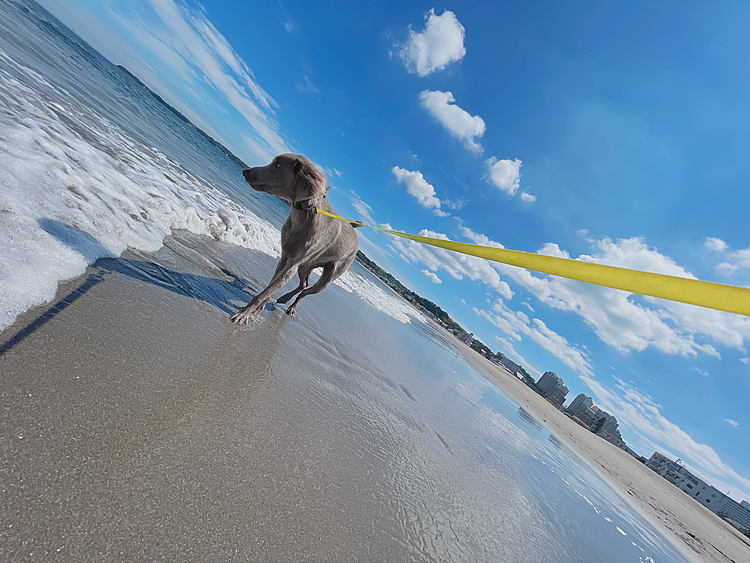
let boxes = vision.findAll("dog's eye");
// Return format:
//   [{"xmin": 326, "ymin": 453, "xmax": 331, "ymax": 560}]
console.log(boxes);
[{"xmin": 275, "ymin": 162, "xmax": 282, "ymax": 168}]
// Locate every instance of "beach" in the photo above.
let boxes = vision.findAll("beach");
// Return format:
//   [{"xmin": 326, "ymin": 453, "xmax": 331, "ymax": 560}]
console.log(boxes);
[
  {"xmin": 455, "ymin": 337, "xmax": 750, "ymax": 563},
  {"xmin": 0, "ymin": 231, "xmax": 694, "ymax": 562}
]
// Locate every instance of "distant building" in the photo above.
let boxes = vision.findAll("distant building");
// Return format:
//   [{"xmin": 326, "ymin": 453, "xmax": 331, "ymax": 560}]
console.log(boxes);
[
  {"xmin": 458, "ymin": 331, "xmax": 474, "ymax": 344},
  {"xmin": 592, "ymin": 407, "xmax": 620, "ymax": 435},
  {"xmin": 567, "ymin": 393, "xmax": 593, "ymax": 415},
  {"xmin": 495, "ymin": 355, "xmax": 522, "ymax": 375},
  {"xmin": 647, "ymin": 452, "xmax": 750, "ymax": 530},
  {"xmin": 536, "ymin": 371, "xmax": 569, "ymax": 406},
  {"xmin": 572, "ymin": 406, "xmax": 597, "ymax": 428}
]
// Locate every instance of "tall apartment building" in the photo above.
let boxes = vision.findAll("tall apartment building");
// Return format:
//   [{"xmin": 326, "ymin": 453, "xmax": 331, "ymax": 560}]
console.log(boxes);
[
  {"xmin": 591, "ymin": 406, "xmax": 620, "ymax": 435},
  {"xmin": 647, "ymin": 452, "xmax": 750, "ymax": 530},
  {"xmin": 536, "ymin": 371, "xmax": 569, "ymax": 406},
  {"xmin": 567, "ymin": 393, "xmax": 594, "ymax": 414},
  {"xmin": 565, "ymin": 393, "xmax": 596, "ymax": 427}
]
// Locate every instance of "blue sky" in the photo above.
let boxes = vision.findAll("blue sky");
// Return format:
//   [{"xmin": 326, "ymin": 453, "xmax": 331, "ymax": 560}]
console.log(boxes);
[{"xmin": 37, "ymin": 0, "xmax": 750, "ymax": 501}]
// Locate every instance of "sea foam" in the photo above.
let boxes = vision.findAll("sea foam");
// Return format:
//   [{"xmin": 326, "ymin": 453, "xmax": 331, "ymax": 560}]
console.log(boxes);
[{"xmin": 0, "ymin": 49, "xmax": 420, "ymax": 329}]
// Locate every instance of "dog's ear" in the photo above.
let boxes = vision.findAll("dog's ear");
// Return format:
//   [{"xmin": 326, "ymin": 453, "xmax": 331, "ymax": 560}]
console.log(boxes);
[{"xmin": 293, "ymin": 157, "xmax": 327, "ymax": 202}]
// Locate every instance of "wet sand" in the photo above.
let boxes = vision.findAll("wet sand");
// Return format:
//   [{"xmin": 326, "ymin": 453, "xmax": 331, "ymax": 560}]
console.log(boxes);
[
  {"xmin": 0, "ymin": 237, "xmax": 423, "ymax": 561},
  {"xmin": 451, "ymin": 334, "xmax": 750, "ymax": 563}
]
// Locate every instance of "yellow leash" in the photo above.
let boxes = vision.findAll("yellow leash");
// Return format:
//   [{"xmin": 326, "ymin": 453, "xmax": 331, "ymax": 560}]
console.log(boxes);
[{"xmin": 316, "ymin": 208, "xmax": 750, "ymax": 317}]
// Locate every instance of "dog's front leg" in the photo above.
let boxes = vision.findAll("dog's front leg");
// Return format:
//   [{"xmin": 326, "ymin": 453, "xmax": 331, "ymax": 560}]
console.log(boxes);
[{"xmin": 231, "ymin": 258, "xmax": 298, "ymax": 324}]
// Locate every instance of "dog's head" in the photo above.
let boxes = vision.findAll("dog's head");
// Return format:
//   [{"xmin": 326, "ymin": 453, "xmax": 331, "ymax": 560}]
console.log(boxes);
[{"xmin": 242, "ymin": 154, "xmax": 327, "ymax": 205}]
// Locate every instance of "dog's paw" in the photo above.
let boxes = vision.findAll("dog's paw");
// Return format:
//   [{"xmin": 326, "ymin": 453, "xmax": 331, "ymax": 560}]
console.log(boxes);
[{"xmin": 230, "ymin": 308, "xmax": 258, "ymax": 324}]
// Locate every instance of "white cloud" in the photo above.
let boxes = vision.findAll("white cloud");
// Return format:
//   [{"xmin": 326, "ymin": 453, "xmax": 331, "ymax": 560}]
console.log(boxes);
[
  {"xmin": 296, "ymin": 73, "xmax": 319, "ymax": 94},
  {"xmin": 725, "ymin": 418, "xmax": 740, "ymax": 428},
  {"xmin": 391, "ymin": 229, "xmax": 513, "ymax": 300},
  {"xmin": 717, "ymin": 245, "xmax": 750, "ymax": 276},
  {"xmin": 582, "ymin": 375, "xmax": 750, "ymax": 501},
  {"xmin": 692, "ymin": 367, "xmax": 709, "ymax": 376},
  {"xmin": 457, "ymin": 228, "xmax": 750, "ymax": 358},
  {"xmin": 475, "ymin": 302, "xmax": 594, "ymax": 377},
  {"xmin": 391, "ymin": 166, "xmax": 444, "ymax": 211},
  {"xmin": 486, "ymin": 157, "xmax": 522, "ymax": 196},
  {"xmin": 419, "ymin": 90, "xmax": 485, "ymax": 153},
  {"xmin": 458, "ymin": 225, "xmax": 505, "ymax": 248},
  {"xmin": 741, "ymin": 357, "xmax": 750, "ymax": 366},
  {"xmin": 397, "ymin": 9, "xmax": 466, "ymax": 77},
  {"xmin": 422, "ymin": 270, "xmax": 442, "ymax": 284},
  {"xmin": 510, "ymin": 237, "xmax": 750, "ymax": 357},
  {"xmin": 351, "ymin": 198, "xmax": 375, "ymax": 226},
  {"xmin": 704, "ymin": 237, "xmax": 728, "ymax": 253},
  {"xmin": 520, "ymin": 192, "xmax": 536, "ymax": 203},
  {"xmin": 443, "ymin": 197, "xmax": 468, "ymax": 211}
]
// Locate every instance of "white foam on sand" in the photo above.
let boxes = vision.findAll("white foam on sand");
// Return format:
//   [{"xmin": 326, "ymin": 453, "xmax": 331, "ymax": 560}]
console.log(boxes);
[
  {"xmin": 335, "ymin": 270, "xmax": 425, "ymax": 324},
  {"xmin": 0, "ymin": 49, "xmax": 418, "ymax": 329}
]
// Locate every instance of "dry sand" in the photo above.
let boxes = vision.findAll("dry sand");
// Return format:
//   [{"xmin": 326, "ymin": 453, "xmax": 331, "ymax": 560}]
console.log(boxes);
[{"xmin": 448, "ymin": 331, "xmax": 750, "ymax": 563}]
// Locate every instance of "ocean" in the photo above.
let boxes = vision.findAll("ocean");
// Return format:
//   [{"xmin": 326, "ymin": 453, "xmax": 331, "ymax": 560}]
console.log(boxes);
[{"xmin": 0, "ymin": 1, "xmax": 689, "ymax": 561}]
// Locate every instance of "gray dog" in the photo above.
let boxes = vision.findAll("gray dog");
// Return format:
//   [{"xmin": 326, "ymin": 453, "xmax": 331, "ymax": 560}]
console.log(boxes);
[{"xmin": 231, "ymin": 154, "xmax": 360, "ymax": 323}]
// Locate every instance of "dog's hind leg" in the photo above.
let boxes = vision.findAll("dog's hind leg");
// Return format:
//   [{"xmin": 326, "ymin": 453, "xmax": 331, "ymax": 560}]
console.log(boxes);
[
  {"xmin": 276, "ymin": 264, "xmax": 313, "ymax": 304},
  {"xmin": 285, "ymin": 261, "xmax": 348, "ymax": 317}
]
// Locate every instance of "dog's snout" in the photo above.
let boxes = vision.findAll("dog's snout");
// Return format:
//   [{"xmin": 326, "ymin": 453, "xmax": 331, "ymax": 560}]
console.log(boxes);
[{"xmin": 242, "ymin": 168, "xmax": 252, "ymax": 180}]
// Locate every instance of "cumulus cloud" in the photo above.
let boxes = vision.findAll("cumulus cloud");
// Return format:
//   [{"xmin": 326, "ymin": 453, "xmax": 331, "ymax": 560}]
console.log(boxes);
[
  {"xmin": 419, "ymin": 90, "xmax": 485, "ymax": 153},
  {"xmin": 486, "ymin": 157, "xmax": 522, "ymax": 196},
  {"xmin": 725, "ymin": 418, "xmax": 740, "ymax": 428},
  {"xmin": 422, "ymin": 270, "xmax": 443, "ymax": 284},
  {"xmin": 397, "ymin": 9, "xmax": 466, "ymax": 77},
  {"xmin": 391, "ymin": 166, "xmax": 445, "ymax": 213},
  {"xmin": 520, "ymin": 192, "xmax": 537, "ymax": 203},
  {"xmin": 704, "ymin": 237, "xmax": 728, "ymax": 253}
]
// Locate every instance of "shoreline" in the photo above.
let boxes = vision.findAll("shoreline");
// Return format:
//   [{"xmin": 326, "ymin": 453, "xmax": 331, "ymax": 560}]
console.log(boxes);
[{"xmin": 441, "ymin": 326, "xmax": 750, "ymax": 563}]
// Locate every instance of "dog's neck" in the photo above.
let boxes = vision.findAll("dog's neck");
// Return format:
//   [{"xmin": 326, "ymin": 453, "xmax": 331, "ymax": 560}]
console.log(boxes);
[{"xmin": 293, "ymin": 195, "xmax": 326, "ymax": 213}]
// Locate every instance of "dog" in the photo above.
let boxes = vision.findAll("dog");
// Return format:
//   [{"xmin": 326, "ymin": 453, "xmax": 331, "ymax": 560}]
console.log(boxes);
[{"xmin": 231, "ymin": 154, "xmax": 360, "ymax": 323}]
